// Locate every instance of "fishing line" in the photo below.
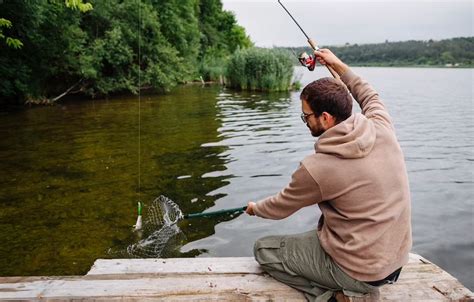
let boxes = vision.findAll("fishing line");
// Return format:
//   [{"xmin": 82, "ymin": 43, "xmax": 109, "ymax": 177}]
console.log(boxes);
[
  {"xmin": 138, "ymin": 0, "xmax": 141, "ymax": 206},
  {"xmin": 133, "ymin": 0, "xmax": 143, "ymax": 232},
  {"xmin": 138, "ymin": 0, "xmax": 141, "ymax": 199},
  {"xmin": 278, "ymin": 0, "xmax": 339, "ymax": 78}
]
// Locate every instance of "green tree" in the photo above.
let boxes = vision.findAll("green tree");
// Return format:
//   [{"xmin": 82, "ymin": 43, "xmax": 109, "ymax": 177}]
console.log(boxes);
[
  {"xmin": 197, "ymin": 0, "xmax": 252, "ymax": 80},
  {"xmin": 64, "ymin": 0, "xmax": 93, "ymax": 12},
  {"xmin": 0, "ymin": 18, "xmax": 23, "ymax": 49},
  {"xmin": 77, "ymin": 1, "xmax": 189, "ymax": 95},
  {"xmin": 0, "ymin": 0, "xmax": 253, "ymax": 104},
  {"xmin": 440, "ymin": 51, "xmax": 455, "ymax": 64},
  {"xmin": 150, "ymin": 0, "xmax": 201, "ymax": 80}
]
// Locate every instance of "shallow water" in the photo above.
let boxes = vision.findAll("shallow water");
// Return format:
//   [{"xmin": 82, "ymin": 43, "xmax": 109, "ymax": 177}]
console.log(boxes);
[{"xmin": 0, "ymin": 67, "xmax": 472, "ymax": 289}]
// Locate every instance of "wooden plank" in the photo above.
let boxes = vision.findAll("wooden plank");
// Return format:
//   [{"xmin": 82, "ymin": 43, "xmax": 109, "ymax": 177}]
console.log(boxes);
[
  {"xmin": 84, "ymin": 253, "xmax": 444, "ymax": 276},
  {"xmin": 370, "ymin": 254, "xmax": 473, "ymax": 302},
  {"xmin": 0, "ymin": 253, "xmax": 472, "ymax": 301},
  {"xmin": 87, "ymin": 257, "xmax": 263, "ymax": 275},
  {"xmin": 0, "ymin": 274, "xmax": 305, "ymax": 301}
]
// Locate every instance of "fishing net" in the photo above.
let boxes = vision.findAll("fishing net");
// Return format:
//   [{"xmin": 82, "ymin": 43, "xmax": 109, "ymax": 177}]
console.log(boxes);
[{"xmin": 127, "ymin": 195, "xmax": 185, "ymax": 258}]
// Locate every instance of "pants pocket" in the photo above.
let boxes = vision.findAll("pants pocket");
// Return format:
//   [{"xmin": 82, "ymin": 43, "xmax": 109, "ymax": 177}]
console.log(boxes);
[{"xmin": 254, "ymin": 236, "xmax": 284, "ymax": 265}]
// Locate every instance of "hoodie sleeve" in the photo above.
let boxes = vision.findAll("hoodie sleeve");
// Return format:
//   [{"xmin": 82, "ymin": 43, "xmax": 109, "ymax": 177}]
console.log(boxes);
[
  {"xmin": 341, "ymin": 69, "xmax": 394, "ymax": 130},
  {"xmin": 253, "ymin": 163, "xmax": 322, "ymax": 219}
]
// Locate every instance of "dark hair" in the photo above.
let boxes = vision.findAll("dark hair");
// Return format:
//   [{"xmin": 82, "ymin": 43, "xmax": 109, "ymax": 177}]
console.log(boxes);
[{"xmin": 300, "ymin": 77, "xmax": 352, "ymax": 123}]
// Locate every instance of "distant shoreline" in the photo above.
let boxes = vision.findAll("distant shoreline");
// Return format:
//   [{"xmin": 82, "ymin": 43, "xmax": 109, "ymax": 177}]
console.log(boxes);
[
  {"xmin": 293, "ymin": 64, "xmax": 473, "ymax": 69},
  {"xmin": 280, "ymin": 37, "xmax": 474, "ymax": 69},
  {"xmin": 326, "ymin": 64, "xmax": 473, "ymax": 68}
]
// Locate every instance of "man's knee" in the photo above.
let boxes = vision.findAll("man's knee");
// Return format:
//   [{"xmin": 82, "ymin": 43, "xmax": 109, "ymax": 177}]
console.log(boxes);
[
  {"xmin": 253, "ymin": 236, "xmax": 266, "ymax": 264},
  {"xmin": 253, "ymin": 235, "xmax": 284, "ymax": 266}
]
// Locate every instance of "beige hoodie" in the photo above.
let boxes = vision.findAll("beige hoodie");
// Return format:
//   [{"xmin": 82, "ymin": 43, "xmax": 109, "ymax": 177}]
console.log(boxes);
[{"xmin": 253, "ymin": 70, "xmax": 412, "ymax": 282}]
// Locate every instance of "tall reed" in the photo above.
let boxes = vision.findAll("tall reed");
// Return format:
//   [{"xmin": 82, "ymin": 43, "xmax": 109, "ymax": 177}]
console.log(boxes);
[{"xmin": 226, "ymin": 48, "xmax": 294, "ymax": 91}]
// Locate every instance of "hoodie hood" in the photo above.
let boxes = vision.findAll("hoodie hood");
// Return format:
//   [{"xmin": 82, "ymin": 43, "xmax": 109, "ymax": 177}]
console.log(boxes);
[{"xmin": 316, "ymin": 113, "xmax": 376, "ymax": 159}]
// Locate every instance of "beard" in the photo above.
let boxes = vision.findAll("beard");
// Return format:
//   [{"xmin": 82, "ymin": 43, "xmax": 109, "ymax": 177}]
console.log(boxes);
[
  {"xmin": 308, "ymin": 118, "xmax": 325, "ymax": 137},
  {"xmin": 311, "ymin": 128, "xmax": 325, "ymax": 137}
]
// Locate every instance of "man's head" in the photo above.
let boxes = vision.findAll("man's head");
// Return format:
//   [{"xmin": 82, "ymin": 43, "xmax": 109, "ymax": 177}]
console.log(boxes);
[{"xmin": 300, "ymin": 77, "xmax": 352, "ymax": 137}]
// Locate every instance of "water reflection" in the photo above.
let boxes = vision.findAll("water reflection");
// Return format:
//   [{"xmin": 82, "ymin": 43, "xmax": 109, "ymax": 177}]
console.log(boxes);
[
  {"xmin": 181, "ymin": 87, "xmax": 319, "ymax": 257},
  {"xmin": 0, "ymin": 85, "xmax": 233, "ymax": 275},
  {"xmin": 181, "ymin": 89, "xmax": 297, "ymax": 256}
]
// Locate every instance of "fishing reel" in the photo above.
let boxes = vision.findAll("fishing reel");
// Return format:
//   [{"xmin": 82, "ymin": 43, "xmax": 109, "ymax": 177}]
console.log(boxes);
[{"xmin": 298, "ymin": 51, "xmax": 316, "ymax": 71}]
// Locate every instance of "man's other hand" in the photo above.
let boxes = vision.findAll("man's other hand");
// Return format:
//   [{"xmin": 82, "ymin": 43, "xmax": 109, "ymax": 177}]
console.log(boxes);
[{"xmin": 246, "ymin": 202, "xmax": 256, "ymax": 216}]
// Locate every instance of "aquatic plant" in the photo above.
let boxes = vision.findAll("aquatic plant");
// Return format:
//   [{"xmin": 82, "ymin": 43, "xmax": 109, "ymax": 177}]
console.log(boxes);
[{"xmin": 226, "ymin": 48, "xmax": 294, "ymax": 91}]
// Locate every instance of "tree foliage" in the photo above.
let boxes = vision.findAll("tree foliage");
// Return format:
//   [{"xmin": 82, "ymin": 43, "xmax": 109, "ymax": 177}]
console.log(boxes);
[
  {"xmin": 0, "ymin": 18, "xmax": 23, "ymax": 49},
  {"xmin": 0, "ymin": 0, "xmax": 252, "ymax": 104},
  {"xmin": 197, "ymin": 0, "xmax": 253, "ymax": 81},
  {"xmin": 64, "ymin": 0, "xmax": 93, "ymax": 12}
]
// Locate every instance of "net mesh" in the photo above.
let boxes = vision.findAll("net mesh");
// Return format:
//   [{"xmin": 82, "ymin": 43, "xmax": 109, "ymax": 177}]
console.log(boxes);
[{"xmin": 127, "ymin": 195, "xmax": 185, "ymax": 258}]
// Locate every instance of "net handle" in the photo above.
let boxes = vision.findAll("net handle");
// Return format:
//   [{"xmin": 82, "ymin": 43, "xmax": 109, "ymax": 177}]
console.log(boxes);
[{"xmin": 184, "ymin": 206, "xmax": 247, "ymax": 219}]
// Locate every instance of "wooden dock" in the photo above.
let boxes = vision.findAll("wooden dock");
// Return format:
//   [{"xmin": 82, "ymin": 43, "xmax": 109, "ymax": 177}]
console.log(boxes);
[{"xmin": 0, "ymin": 253, "xmax": 472, "ymax": 301}]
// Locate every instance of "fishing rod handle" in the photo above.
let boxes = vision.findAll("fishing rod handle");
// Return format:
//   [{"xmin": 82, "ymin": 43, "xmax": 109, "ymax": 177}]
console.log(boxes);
[
  {"xmin": 308, "ymin": 38, "xmax": 318, "ymax": 50},
  {"xmin": 308, "ymin": 38, "xmax": 340, "ymax": 80}
]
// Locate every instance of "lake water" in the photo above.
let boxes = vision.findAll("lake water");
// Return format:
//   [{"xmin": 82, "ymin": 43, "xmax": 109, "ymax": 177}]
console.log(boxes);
[{"xmin": 0, "ymin": 67, "xmax": 472, "ymax": 289}]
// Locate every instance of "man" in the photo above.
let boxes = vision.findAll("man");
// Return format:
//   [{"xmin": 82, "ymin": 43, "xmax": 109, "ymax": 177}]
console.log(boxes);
[{"xmin": 246, "ymin": 49, "xmax": 412, "ymax": 302}]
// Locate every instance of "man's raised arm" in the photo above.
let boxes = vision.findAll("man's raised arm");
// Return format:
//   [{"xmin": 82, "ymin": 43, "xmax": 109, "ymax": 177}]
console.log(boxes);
[{"xmin": 314, "ymin": 49, "xmax": 393, "ymax": 129}]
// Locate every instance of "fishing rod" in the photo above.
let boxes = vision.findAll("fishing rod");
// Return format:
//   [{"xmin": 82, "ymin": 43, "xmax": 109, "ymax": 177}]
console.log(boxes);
[
  {"xmin": 184, "ymin": 206, "xmax": 247, "ymax": 219},
  {"xmin": 277, "ymin": 0, "xmax": 339, "ymax": 79}
]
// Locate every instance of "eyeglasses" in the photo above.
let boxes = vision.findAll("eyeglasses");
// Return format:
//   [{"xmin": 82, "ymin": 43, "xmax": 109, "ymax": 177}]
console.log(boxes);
[{"xmin": 300, "ymin": 112, "xmax": 315, "ymax": 124}]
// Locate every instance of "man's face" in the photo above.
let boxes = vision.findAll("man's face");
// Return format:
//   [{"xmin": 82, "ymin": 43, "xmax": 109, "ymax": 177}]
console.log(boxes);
[{"xmin": 301, "ymin": 99, "xmax": 325, "ymax": 137}]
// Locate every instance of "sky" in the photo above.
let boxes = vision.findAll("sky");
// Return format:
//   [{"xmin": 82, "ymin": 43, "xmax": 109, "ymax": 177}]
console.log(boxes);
[{"xmin": 222, "ymin": 0, "xmax": 473, "ymax": 47}]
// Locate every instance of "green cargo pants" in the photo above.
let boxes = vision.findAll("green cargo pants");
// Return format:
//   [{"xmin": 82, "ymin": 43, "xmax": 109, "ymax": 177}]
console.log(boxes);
[{"xmin": 254, "ymin": 230, "xmax": 378, "ymax": 302}]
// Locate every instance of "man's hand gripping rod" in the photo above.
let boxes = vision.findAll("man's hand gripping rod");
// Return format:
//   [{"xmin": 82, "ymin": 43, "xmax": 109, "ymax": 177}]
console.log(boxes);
[{"xmin": 278, "ymin": 0, "xmax": 339, "ymax": 79}]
